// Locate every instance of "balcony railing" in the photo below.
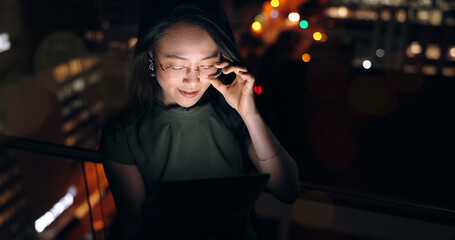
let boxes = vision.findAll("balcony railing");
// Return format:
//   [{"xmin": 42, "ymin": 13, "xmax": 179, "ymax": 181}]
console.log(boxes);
[{"xmin": 1, "ymin": 133, "xmax": 454, "ymax": 240}]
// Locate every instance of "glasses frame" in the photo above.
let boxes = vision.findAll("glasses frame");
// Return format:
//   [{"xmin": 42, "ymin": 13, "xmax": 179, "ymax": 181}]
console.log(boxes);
[{"xmin": 153, "ymin": 55, "xmax": 223, "ymax": 79}]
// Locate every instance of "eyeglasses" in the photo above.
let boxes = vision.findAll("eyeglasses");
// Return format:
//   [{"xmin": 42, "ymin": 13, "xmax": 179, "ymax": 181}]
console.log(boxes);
[{"xmin": 155, "ymin": 56, "xmax": 223, "ymax": 79}]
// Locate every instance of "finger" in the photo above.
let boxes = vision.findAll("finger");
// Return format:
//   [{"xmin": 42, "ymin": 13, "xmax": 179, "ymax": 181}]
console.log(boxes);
[
  {"xmin": 222, "ymin": 65, "xmax": 248, "ymax": 76},
  {"xmin": 209, "ymin": 78, "xmax": 228, "ymax": 96},
  {"xmin": 214, "ymin": 61, "xmax": 230, "ymax": 69}
]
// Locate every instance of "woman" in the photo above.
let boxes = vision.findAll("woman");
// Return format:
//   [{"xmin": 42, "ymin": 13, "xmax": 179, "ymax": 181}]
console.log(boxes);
[{"xmin": 100, "ymin": 1, "xmax": 300, "ymax": 239}]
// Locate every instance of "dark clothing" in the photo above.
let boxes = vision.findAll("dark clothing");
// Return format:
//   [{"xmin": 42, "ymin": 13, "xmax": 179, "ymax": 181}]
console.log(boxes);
[{"xmin": 100, "ymin": 101, "xmax": 257, "ymax": 239}]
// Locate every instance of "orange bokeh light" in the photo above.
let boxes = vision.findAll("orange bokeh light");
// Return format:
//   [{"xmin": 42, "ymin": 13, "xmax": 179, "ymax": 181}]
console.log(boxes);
[
  {"xmin": 302, "ymin": 53, "xmax": 311, "ymax": 62},
  {"xmin": 251, "ymin": 21, "xmax": 262, "ymax": 32}
]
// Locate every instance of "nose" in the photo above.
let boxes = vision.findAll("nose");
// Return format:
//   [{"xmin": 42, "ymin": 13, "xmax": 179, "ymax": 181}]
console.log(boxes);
[{"xmin": 183, "ymin": 69, "xmax": 200, "ymax": 85}]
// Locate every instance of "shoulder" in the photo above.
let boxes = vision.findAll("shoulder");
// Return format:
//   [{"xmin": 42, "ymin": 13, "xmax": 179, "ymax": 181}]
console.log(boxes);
[{"xmin": 101, "ymin": 106, "xmax": 149, "ymax": 138}]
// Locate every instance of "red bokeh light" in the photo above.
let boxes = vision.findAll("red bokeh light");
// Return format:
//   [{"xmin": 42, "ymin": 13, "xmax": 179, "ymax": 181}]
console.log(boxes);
[{"xmin": 253, "ymin": 85, "xmax": 263, "ymax": 95}]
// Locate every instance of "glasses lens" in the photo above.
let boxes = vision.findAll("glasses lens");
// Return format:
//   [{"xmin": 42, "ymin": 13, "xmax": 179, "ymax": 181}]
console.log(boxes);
[
  {"xmin": 167, "ymin": 68, "xmax": 186, "ymax": 79},
  {"xmin": 201, "ymin": 67, "xmax": 222, "ymax": 79}
]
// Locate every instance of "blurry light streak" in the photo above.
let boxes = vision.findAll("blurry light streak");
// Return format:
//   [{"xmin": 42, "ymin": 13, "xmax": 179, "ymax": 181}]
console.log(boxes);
[
  {"xmin": 363, "ymin": 60, "xmax": 372, "ymax": 69},
  {"xmin": 0, "ymin": 33, "xmax": 11, "ymax": 53},
  {"xmin": 270, "ymin": 10, "xmax": 279, "ymax": 18},
  {"xmin": 300, "ymin": 20, "xmax": 309, "ymax": 29},
  {"xmin": 35, "ymin": 186, "xmax": 77, "ymax": 233},
  {"xmin": 288, "ymin": 12, "xmax": 300, "ymax": 22},
  {"xmin": 356, "ymin": 9, "xmax": 378, "ymax": 21},
  {"xmin": 128, "ymin": 38, "xmax": 137, "ymax": 48}
]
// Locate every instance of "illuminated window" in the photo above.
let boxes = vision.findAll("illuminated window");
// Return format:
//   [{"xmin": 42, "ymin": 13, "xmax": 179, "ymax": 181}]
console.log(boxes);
[
  {"xmin": 417, "ymin": 10, "xmax": 430, "ymax": 23},
  {"xmin": 338, "ymin": 6, "xmax": 349, "ymax": 18},
  {"xmin": 0, "ymin": 32, "xmax": 11, "ymax": 53},
  {"xmin": 406, "ymin": 41, "xmax": 422, "ymax": 57},
  {"xmin": 425, "ymin": 44, "xmax": 441, "ymax": 60},
  {"xmin": 447, "ymin": 46, "xmax": 455, "ymax": 61},
  {"xmin": 429, "ymin": 9, "xmax": 443, "ymax": 26},
  {"xmin": 422, "ymin": 65, "xmax": 437, "ymax": 75},
  {"xmin": 403, "ymin": 65, "xmax": 418, "ymax": 74},
  {"xmin": 396, "ymin": 9, "xmax": 406, "ymax": 22},
  {"xmin": 442, "ymin": 67, "xmax": 455, "ymax": 77},
  {"xmin": 326, "ymin": 7, "xmax": 338, "ymax": 18},
  {"xmin": 69, "ymin": 59, "xmax": 82, "ymax": 76},
  {"xmin": 381, "ymin": 9, "xmax": 392, "ymax": 21}
]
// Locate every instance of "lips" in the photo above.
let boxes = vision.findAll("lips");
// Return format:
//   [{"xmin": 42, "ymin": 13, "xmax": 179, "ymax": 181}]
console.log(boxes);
[{"xmin": 179, "ymin": 89, "xmax": 199, "ymax": 98}]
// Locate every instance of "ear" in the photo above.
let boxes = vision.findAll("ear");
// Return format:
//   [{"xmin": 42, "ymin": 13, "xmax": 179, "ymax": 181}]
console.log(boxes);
[{"xmin": 148, "ymin": 52, "xmax": 154, "ymax": 60}]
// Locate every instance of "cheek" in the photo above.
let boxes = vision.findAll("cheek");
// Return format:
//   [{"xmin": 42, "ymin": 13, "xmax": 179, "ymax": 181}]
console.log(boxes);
[
  {"xmin": 200, "ymin": 79, "xmax": 212, "ymax": 91},
  {"xmin": 156, "ymin": 73, "xmax": 174, "ymax": 91}
]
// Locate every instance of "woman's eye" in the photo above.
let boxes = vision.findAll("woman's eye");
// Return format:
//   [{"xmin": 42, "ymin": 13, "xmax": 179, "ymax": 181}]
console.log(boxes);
[
  {"xmin": 171, "ymin": 66, "xmax": 185, "ymax": 70},
  {"xmin": 200, "ymin": 65, "xmax": 214, "ymax": 69}
]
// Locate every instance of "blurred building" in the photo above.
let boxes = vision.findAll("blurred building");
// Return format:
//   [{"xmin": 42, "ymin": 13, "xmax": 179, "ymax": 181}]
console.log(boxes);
[{"xmin": 324, "ymin": 0, "xmax": 455, "ymax": 77}]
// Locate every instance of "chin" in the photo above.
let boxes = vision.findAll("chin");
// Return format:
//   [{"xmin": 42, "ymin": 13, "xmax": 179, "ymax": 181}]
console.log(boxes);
[{"xmin": 176, "ymin": 98, "xmax": 200, "ymax": 108}]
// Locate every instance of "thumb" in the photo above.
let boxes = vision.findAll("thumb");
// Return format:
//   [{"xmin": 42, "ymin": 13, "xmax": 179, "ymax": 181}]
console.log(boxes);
[{"xmin": 209, "ymin": 78, "xmax": 228, "ymax": 95}]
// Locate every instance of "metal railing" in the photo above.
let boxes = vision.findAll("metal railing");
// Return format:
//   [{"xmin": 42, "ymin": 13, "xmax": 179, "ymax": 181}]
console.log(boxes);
[
  {"xmin": 0, "ymin": 134, "xmax": 101, "ymax": 163},
  {"xmin": 1, "ymin": 133, "xmax": 455, "ymax": 226}
]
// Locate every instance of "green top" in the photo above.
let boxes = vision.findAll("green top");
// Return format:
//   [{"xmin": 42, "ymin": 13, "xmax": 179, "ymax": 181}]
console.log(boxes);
[
  {"xmin": 100, "ymin": 100, "xmax": 258, "ymax": 239},
  {"xmin": 100, "ymin": 100, "xmax": 252, "ymax": 194}
]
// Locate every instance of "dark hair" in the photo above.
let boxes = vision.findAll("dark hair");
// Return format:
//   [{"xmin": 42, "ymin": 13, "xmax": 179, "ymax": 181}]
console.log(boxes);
[{"xmin": 128, "ymin": 3, "xmax": 247, "ymax": 139}]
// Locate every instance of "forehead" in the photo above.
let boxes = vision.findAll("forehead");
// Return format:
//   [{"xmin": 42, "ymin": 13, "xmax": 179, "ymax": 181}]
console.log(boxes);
[{"xmin": 155, "ymin": 22, "xmax": 218, "ymax": 56}]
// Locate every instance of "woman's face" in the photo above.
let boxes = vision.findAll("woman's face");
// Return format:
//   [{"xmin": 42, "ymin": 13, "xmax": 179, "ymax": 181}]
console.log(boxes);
[{"xmin": 152, "ymin": 22, "xmax": 220, "ymax": 107}]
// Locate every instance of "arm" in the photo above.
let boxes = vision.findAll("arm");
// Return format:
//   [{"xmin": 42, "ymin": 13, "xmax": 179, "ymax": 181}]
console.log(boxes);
[
  {"xmin": 243, "ymin": 112, "xmax": 300, "ymax": 204},
  {"xmin": 103, "ymin": 159, "xmax": 146, "ymax": 239},
  {"xmin": 210, "ymin": 61, "xmax": 300, "ymax": 204}
]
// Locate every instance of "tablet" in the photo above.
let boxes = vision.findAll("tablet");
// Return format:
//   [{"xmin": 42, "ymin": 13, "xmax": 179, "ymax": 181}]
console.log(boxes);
[
  {"xmin": 140, "ymin": 174, "xmax": 270, "ymax": 238},
  {"xmin": 142, "ymin": 173, "xmax": 270, "ymax": 213}
]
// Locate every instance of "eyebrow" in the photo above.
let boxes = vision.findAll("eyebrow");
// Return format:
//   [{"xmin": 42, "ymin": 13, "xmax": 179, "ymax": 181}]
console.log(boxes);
[{"xmin": 164, "ymin": 51, "xmax": 220, "ymax": 61}]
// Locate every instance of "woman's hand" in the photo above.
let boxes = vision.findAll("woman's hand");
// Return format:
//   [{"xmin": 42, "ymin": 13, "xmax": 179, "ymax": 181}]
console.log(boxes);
[{"xmin": 209, "ymin": 61, "xmax": 258, "ymax": 118}]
